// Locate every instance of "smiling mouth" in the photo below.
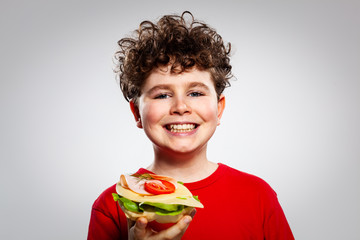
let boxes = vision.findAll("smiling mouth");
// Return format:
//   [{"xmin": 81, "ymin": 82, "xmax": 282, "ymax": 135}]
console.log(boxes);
[{"xmin": 165, "ymin": 123, "xmax": 198, "ymax": 133}]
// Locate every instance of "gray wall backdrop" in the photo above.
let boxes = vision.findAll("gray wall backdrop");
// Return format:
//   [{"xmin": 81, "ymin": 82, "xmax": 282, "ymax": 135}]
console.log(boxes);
[{"xmin": 1, "ymin": 0, "xmax": 359, "ymax": 239}]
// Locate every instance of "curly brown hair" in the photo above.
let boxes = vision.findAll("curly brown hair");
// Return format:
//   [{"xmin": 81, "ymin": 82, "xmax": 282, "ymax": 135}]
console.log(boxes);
[{"xmin": 114, "ymin": 11, "xmax": 232, "ymax": 103}]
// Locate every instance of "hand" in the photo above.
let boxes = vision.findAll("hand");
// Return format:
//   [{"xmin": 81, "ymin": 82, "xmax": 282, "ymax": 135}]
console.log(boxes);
[{"xmin": 128, "ymin": 215, "xmax": 192, "ymax": 240}]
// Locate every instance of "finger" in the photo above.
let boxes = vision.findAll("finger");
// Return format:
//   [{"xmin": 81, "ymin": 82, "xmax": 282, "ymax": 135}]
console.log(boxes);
[
  {"xmin": 158, "ymin": 215, "xmax": 192, "ymax": 240},
  {"xmin": 132, "ymin": 217, "xmax": 148, "ymax": 238}
]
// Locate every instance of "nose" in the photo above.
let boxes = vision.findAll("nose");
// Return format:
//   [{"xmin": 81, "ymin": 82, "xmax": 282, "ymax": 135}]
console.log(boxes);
[{"xmin": 170, "ymin": 96, "xmax": 191, "ymax": 115}]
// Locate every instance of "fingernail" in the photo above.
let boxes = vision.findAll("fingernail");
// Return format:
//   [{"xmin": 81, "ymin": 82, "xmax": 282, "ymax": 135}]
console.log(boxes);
[
  {"xmin": 137, "ymin": 218, "xmax": 146, "ymax": 227},
  {"xmin": 190, "ymin": 209, "xmax": 196, "ymax": 218}
]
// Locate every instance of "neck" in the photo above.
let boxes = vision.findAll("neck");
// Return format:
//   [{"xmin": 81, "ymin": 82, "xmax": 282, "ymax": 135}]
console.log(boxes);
[{"xmin": 147, "ymin": 144, "xmax": 218, "ymax": 183}]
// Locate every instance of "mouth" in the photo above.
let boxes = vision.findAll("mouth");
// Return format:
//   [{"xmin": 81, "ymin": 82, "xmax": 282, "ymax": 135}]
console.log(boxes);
[{"xmin": 165, "ymin": 123, "xmax": 198, "ymax": 133}]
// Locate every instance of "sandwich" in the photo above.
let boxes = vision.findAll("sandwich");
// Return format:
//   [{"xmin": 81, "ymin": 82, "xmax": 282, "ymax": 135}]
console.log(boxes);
[{"xmin": 112, "ymin": 173, "xmax": 204, "ymax": 224}]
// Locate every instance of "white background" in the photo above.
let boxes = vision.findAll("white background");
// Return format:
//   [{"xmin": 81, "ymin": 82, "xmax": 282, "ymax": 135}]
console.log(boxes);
[{"xmin": 1, "ymin": 0, "xmax": 359, "ymax": 239}]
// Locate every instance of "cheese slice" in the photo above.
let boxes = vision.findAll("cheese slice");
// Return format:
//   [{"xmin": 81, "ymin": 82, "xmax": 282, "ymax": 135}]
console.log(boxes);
[{"xmin": 116, "ymin": 182, "xmax": 204, "ymax": 208}]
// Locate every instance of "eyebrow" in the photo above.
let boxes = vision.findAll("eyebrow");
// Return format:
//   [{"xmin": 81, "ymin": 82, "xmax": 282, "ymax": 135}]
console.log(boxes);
[
  {"xmin": 187, "ymin": 82, "xmax": 211, "ymax": 91},
  {"xmin": 146, "ymin": 82, "xmax": 211, "ymax": 95},
  {"xmin": 145, "ymin": 85, "xmax": 172, "ymax": 96}
]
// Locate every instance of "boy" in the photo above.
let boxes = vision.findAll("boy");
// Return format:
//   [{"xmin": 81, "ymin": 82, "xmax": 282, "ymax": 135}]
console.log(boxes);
[{"xmin": 88, "ymin": 11, "xmax": 294, "ymax": 240}]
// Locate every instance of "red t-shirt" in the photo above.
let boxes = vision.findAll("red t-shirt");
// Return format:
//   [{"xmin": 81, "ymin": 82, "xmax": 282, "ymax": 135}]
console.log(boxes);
[{"xmin": 88, "ymin": 163, "xmax": 294, "ymax": 239}]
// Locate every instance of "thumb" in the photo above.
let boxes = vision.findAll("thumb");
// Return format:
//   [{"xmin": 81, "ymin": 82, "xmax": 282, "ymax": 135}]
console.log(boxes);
[{"xmin": 132, "ymin": 217, "xmax": 148, "ymax": 239}]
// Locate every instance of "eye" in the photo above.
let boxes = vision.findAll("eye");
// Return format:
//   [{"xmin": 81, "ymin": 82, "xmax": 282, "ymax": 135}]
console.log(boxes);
[
  {"xmin": 189, "ymin": 91, "xmax": 204, "ymax": 97},
  {"xmin": 154, "ymin": 93, "xmax": 170, "ymax": 99}
]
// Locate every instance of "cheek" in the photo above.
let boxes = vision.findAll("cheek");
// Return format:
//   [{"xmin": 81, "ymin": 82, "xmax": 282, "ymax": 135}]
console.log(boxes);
[
  {"xmin": 196, "ymin": 100, "xmax": 219, "ymax": 121},
  {"xmin": 141, "ymin": 102, "xmax": 166, "ymax": 124}
]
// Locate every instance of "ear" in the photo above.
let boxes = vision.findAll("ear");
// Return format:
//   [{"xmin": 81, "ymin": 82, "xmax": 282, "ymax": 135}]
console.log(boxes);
[
  {"xmin": 130, "ymin": 100, "xmax": 143, "ymax": 128},
  {"xmin": 217, "ymin": 94, "xmax": 225, "ymax": 126}
]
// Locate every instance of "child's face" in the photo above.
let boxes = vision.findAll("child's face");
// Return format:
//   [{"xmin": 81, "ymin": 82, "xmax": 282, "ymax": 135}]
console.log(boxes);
[{"xmin": 130, "ymin": 65, "xmax": 225, "ymax": 155}]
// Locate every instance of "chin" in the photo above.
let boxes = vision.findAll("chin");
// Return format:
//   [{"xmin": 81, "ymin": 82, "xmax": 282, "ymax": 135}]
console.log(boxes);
[{"xmin": 163, "ymin": 145, "xmax": 202, "ymax": 155}]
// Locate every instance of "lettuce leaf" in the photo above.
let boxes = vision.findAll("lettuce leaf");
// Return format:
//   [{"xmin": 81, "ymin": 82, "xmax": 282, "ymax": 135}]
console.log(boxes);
[
  {"xmin": 112, "ymin": 193, "xmax": 185, "ymax": 216},
  {"xmin": 112, "ymin": 193, "xmax": 141, "ymax": 213},
  {"xmin": 153, "ymin": 205, "xmax": 184, "ymax": 216},
  {"xmin": 140, "ymin": 202, "xmax": 179, "ymax": 211},
  {"xmin": 112, "ymin": 193, "xmax": 121, "ymax": 202}
]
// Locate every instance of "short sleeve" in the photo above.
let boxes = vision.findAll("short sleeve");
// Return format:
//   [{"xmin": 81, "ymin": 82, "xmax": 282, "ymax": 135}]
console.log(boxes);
[
  {"xmin": 88, "ymin": 207, "xmax": 122, "ymax": 240},
  {"xmin": 87, "ymin": 184, "xmax": 128, "ymax": 240},
  {"xmin": 262, "ymin": 188, "xmax": 294, "ymax": 240}
]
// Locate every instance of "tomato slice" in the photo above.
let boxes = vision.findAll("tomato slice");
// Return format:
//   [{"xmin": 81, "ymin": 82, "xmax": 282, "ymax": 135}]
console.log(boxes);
[{"xmin": 144, "ymin": 180, "xmax": 175, "ymax": 195}]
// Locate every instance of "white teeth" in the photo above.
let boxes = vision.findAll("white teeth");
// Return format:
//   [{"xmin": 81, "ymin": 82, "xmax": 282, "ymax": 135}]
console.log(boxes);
[{"xmin": 169, "ymin": 124, "xmax": 196, "ymax": 132}]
